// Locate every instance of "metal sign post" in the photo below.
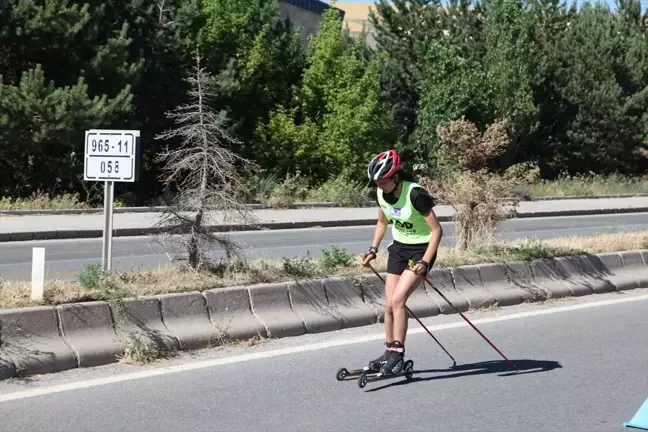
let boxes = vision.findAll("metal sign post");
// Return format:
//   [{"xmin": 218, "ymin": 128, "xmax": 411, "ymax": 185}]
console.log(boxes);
[
  {"xmin": 84, "ymin": 129, "xmax": 140, "ymax": 273},
  {"xmin": 102, "ymin": 180, "xmax": 115, "ymax": 271}
]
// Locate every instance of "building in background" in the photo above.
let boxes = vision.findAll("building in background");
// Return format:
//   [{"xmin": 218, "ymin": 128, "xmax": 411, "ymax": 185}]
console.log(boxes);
[
  {"xmin": 279, "ymin": 0, "xmax": 346, "ymax": 45},
  {"xmin": 335, "ymin": 2, "xmax": 378, "ymax": 47}
]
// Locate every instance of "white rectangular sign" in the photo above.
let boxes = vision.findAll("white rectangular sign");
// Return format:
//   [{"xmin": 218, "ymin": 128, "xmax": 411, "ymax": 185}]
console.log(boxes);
[{"xmin": 84, "ymin": 129, "xmax": 140, "ymax": 182}]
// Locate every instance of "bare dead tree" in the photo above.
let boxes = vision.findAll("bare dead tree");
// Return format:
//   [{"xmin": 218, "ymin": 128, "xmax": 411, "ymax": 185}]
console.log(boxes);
[
  {"xmin": 156, "ymin": 0, "xmax": 175, "ymax": 28},
  {"xmin": 154, "ymin": 53, "xmax": 258, "ymax": 269}
]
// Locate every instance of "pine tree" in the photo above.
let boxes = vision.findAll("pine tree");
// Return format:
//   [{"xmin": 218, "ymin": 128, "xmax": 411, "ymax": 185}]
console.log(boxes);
[
  {"xmin": 0, "ymin": 0, "xmax": 135, "ymax": 197},
  {"xmin": 553, "ymin": 0, "xmax": 648, "ymax": 174},
  {"xmin": 370, "ymin": 0, "xmax": 486, "ymax": 166},
  {"xmin": 77, "ymin": 0, "xmax": 204, "ymax": 203},
  {"xmin": 524, "ymin": 0, "xmax": 577, "ymax": 177}
]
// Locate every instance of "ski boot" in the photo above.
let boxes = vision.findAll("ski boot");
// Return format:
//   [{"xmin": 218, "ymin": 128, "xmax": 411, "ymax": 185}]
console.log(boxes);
[
  {"xmin": 357, "ymin": 341, "xmax": 414, "ymax": 389},
  {"xmin": 335, "ymin": 341, "xmax": 393, "ymax": 381},
  {"xmin": 379, "ymin": 341, "xmax": 405, "ymax": 375},
  {"xmin": 368, "ymin": 341, "xmax": 394, "ymax": 372}
]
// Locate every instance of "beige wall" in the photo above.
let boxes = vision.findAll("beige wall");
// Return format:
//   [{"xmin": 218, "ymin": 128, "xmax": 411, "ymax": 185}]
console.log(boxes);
[
  {"xmin": 336, "ymin": 2, "xmax": 376, "ymax": 33},
  {"xmin": 278, "ymin": 1, "xmax": 379, "ymax": 47},
  {"xmin": 336, "ymin": 2, "xmax": 380, "ymax": 47}
]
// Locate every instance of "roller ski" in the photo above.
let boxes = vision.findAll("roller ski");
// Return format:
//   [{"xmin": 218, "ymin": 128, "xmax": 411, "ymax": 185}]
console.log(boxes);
[
  {"xmin": 336, "ymin": 341, "xmax": 415, "ymax": 388},
  {"xmin": 336, "ymin": 341, "xmax": 391, "ymax": 381},
  {"xmin": 357, "ymin": 358, "xmax": 414, "ymax": 389}
]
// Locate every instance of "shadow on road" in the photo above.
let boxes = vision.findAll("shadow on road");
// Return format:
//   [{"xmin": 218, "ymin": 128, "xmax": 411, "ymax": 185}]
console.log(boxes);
[{"xmin": 363, "ymin": 358, "xmax": 562, "ymax": 393}]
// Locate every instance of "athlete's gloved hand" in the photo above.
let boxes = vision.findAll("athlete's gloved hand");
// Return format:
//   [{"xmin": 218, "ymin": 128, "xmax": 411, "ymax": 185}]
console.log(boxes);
[
  {"xmin": 361, "ymin": 247, "xmax": 378, "ymax": 267},
  {"xmin": 411, "ymin": 259, "xmax": 429, "ymax": 276}
]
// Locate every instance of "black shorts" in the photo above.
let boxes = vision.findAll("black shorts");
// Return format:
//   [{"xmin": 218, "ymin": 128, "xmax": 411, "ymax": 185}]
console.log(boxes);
[{"xmin": 386, "ymin": 241, "xmax": 436, "ymax": 275}]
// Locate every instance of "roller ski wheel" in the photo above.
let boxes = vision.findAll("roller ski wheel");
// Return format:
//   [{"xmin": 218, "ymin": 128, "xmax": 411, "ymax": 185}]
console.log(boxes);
[
  {"xmin": 336, "ymin": 368, "xmax": 348, "ymax": 381},
  {"xmin": 335, "ymin": 366, "xmax": 376, "ymax": 381},
  {"xmin": 404, "ymin": 359, "xmax": 414, "ymax": 380},
  {"xmin": 357, "ymin": 359, "xmax": 415, "ymax": 389},
  {"xmin": 358, "ymin": 372, "xmax": 368, "ymax": 389}
]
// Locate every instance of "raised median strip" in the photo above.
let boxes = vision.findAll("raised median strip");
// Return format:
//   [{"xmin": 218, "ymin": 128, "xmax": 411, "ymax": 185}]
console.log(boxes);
[
  {"xmin": 2, "ymin": 193, "xmax": 648, "ymax": 216},
  {"xmin": 2, "ymin": 197, "xmax": 648, "ymax": 243},
  {"xmin": 0, "ymin": 249, "xmax": 646, "ymax": 380},
  {"xmin": 4, "ymin": 207, "xmax": 648, "ymax": 243}
]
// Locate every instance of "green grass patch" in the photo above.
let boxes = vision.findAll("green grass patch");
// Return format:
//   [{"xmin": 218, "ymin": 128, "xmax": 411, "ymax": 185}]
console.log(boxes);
[{"xmin": 0, "ymin": 191, "xmax": 90, "ymax": 210}]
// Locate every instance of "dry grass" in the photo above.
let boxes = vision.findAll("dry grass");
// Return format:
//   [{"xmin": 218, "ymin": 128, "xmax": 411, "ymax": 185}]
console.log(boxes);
[
  {"xmin": 529, "ymin": 173, "xmax": 648, "ymax": 197},
  {"xmin": 117, "ymin": 336, "xmax": 175, "ymax": 366},
  {"xmin": 1, "ymin": 231, "xmax": 646, "ymax": 309},
  {"xmin": 538, "ymin": 230, "xmax": 648, "ymax": 253}
]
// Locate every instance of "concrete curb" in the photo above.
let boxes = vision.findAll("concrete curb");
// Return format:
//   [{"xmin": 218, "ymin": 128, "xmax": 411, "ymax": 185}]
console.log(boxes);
[
  {"xmin": 157, "ymin": 292, "xmax": 222, "ymax": 351},
  {"xmin": 424, "ymin": 268, "xmax": 470, "ymax": 314},
  {"xmin": 203, "ymin": 286, "xmax": 267, "ymax": 341},
  {"xmin": 0, "ymin": 306, "xmax": 77, "ymax": 376},
  {"xmin": 321, "ymin": 276, "xmax": 377, "ymax": 328},
  {"xmin": 452, "ymin": 265, "xmax": 497, "ymax": 310},
  {"xmin": 248, "ymin": 283, "xmax": 307, "ymax": 338},
  {"xmin": 478, "ymin": 263, "xmax": 526, "ymax": 307},
  {"xmin": 553, "ymin": 256, "xmax": 596, "ymax": 297},
  {"xmin": 117, "ymin": 297, "xmax": 180, "ymax": 353},
  {"xmin": 511, "ymin": 206, "xmax": 648, "ymax": 218},
  {"xmin": 57, "ymin": 301, "xmax": 123, "ymax": 367},
  {"xmin": 596, "ymin": 252, "xmax": 638, "ymax": 291},
  {"xmin": 502, "ymin": 262, "xmax": 548, "ymax": 302},
  {"xmin": 620, "ymin": 251, "xmax": 648, "ymax": 288},
  {"xmin": 3, "ymin": 206, "xmax": 648, "ymax": 242},
  {"xmin": 288, "ymin": 279, "xmax": 344, "ymax": 334},
  {"xmin": 0, "ymin": 202, "xmax": 365, "ymax": 216},
  {"xmin": 0, "ymin": 249, "xmax": 646, "ymax": 380},
  {"xmin": 528, "ymin": 259, "xmax": 573, "ymax": 299},
  {"xmin": 2, "ymin": 193, "xmax": 648, "ymax": 216}
]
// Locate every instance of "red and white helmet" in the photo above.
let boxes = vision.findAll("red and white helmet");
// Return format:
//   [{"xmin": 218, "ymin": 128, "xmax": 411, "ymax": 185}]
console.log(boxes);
[{"xmin": 367, "ymin": 150, "xmax": 401, "ymax": 180}]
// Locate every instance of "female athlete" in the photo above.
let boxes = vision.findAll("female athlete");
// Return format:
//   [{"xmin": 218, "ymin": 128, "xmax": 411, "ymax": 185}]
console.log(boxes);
[{"xmin": 361, "ymin": 149, "xmax": 443, "ymax": 375}]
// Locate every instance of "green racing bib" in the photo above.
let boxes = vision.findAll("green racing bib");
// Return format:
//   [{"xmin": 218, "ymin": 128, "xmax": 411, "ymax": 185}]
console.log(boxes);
[{"xmin": 377, "ymin": 180, "xmax": 432, "ymax": 244}]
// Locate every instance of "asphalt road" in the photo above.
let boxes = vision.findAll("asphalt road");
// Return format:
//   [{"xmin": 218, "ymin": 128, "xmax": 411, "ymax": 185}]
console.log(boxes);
[
  {"xmin": 0, "ymin": 290, "xmax": 646, "ymax": 432},
  {"xmin": 0, "ymin": 213, "xmax": 646, "ymax": 281}
]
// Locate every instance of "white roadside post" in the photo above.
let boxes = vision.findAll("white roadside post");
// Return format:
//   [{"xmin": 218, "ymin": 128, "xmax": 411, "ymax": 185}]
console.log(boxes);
[
  {"xmin": 83, "ymin": 129, "xmax": 141, "ymax": 273},
  {"xmin": 31, "ymin": 247, "xmax": 45, "ymax": 301}
]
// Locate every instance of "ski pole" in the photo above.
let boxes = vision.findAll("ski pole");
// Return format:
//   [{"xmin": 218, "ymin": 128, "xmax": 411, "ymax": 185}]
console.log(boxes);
[
  {"xmin": 407, "ymin": 260, "xmax": 518, "ymax": 372},
  {"xmin": 362, "ymin": 259, "xmax": 457, "ymax": 367}
]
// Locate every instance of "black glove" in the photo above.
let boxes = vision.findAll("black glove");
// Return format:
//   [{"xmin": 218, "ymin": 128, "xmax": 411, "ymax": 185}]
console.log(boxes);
[
  {"xmin": 361, "ymin": 246, "xmax": 378, "ymax": 266},
  {"xmin": 414, "ymin": 259, "xmax": 429, "ymax": 275}
]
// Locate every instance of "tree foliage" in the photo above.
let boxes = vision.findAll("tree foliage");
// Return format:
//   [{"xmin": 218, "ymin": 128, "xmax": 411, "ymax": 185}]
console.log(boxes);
[
  {"xmin": 255, "ymin": 7, "xmax": 393, "ymax": 182},
  {"xmin": 1, "ymin": 0, "xmax": 647, "ymax": 203}
]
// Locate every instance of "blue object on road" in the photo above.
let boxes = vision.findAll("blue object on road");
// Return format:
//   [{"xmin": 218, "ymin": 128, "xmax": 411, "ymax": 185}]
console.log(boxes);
[{"xmin": 624, "ymin": 396, "xmax": 648, "ymax": 430}]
